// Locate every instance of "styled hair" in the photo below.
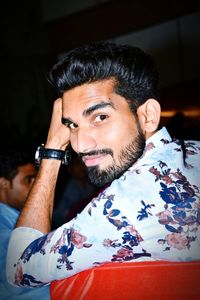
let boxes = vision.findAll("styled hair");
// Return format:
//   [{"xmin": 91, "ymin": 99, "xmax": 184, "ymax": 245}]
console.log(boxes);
[
  {"xmin": 48, "ymin": 41, "xmax": 159, "ymax": 112},
  {"xmin": 0, "ymin": 150, "xmax": 34, "ymax": 181}
]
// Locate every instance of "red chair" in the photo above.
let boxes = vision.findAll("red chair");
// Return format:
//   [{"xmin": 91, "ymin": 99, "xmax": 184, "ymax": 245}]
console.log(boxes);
[{"xmin": 50, "ymin": 260, "xmax": 200, "ymax": 299}]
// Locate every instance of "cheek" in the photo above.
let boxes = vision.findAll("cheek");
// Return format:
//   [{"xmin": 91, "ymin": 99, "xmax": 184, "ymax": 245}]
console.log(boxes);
[
  {"xmin": 11, "ymin": 182, "xmax": 30, "ymax": 199},
  {"xmin": 69, "ymin": 134, "xmax": 78, "ymax": 152},
  {"xmin": 107, "ymin": 121, "xmax": 136, "ymax": 145},
  {"xmin": 69, "ymin": 133, "xmax": 75, "ymax": 144}
]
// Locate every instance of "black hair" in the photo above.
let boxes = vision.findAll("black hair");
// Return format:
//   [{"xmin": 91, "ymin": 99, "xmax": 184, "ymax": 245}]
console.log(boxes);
[
  {"xmin": 0, "ymin": 150, "xmax": 34, "ymax": 181},
  {"xmin": 48, "ymin": 41, "xmax": 159, "ymax": 112}
]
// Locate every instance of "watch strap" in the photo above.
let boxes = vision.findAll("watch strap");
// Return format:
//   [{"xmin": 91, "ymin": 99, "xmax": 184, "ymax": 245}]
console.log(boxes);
[
  {"xmin": 35, "ymin": 145, "xmax": 71, "ymax": 165},
  {"xmin": 39, "ymin": 148, "xmax": 65, "ymax": 160}
]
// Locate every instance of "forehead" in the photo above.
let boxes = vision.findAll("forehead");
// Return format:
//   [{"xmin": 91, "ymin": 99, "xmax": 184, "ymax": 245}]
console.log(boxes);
[
  {"xmin": 62, "ymin": 79, "xmax": 116, "ymax": 112},
  {"xmin": 17, "ymin": 164, "xmax": 36, "ymax": 177}
]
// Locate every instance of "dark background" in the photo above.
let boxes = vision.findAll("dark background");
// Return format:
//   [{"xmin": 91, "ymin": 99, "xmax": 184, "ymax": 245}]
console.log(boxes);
[{"xmin": 1, "ymin": 0, "xmax": 200, "ymax": 150}]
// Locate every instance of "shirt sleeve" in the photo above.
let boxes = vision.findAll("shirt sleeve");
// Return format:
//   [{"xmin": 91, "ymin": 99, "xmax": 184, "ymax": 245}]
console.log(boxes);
[
  {"xmin": 5, "ymin": 198, "xmax": 105, "ymax": 286},
  {"xmin": 6, "ymin": 186, "xmax": 150, "ymax": 287},
  {"xmin": 6, "ymin": 227, "xmax": 45, "ymax": 286}
]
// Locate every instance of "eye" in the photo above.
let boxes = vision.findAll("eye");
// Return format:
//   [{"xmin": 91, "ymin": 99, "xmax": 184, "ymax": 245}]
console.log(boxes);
[
  {"xmin": 68, "ymin": 122, "xmax": 78, "ymax": 130},
  {"xmin": 95, "ymin": 114, "xmax": 108, "ymax": 123},
  {"xmin": 25, "ymin": 175, "xmax": 35, "ymax": 185}
]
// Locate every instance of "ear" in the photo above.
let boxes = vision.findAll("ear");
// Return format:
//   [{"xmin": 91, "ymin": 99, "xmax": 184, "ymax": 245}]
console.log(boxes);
[
  {"xmin": 0, "ymin": 177, "xmax": 11, "ymax": 190},
  {"xmin": 137, "ymin": 99, "xmax": 161, "ymax": 139}
]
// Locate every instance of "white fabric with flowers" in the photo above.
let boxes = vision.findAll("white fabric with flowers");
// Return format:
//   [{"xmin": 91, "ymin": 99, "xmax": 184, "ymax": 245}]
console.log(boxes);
[{"xmin": 6, "ymin": 127, "xmax": 200, "ymax": 287}]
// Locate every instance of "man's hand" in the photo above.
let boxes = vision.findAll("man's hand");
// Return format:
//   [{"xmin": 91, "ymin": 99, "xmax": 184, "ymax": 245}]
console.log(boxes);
[{"xmin": 45, "ymin": 98, "xmax": 70, "ymax": 150}]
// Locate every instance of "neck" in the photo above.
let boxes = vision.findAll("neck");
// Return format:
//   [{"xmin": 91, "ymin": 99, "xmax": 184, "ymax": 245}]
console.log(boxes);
[{"xmin": 0, "ymin": 191, "xmax": 9, "ymax": 205}]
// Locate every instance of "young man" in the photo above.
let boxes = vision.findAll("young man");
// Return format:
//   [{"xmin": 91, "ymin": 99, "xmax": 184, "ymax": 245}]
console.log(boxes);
[
  {"xmin": 0, "ymin": 150, "xmax": 50, "ymax": 298},
  {"xmin": 6, "ymin": 42, "xmax": 200, "ymax": 288}
]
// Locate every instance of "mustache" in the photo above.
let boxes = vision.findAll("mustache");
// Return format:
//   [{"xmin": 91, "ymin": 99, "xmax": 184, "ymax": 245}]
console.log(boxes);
[{"xmin": 78, "ymin": 149, "xmax": 113, "ymax": 159}]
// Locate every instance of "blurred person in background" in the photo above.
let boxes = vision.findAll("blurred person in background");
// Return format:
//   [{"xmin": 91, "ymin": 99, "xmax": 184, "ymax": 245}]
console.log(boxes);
[{"xmin": 0, "ymin": 149, "xmax": 50, "ymax": 299}]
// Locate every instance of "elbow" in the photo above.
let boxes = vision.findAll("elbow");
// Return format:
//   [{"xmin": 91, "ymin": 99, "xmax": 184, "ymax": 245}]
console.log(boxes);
[{"xmin": 6, "ymin": 261, "xmax": 22, "ymax": 287}]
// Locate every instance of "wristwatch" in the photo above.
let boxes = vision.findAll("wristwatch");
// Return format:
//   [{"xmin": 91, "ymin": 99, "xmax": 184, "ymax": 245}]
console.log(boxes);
[{"xmin": 35, "ymin": 144, "xmax": 71, "ymax": 166}]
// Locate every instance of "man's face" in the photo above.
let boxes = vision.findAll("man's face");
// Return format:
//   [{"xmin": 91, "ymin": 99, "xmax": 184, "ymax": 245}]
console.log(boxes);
[
  {"xmin": 62, "ymin": 79, "xmax": 145, "ymax": 186},
  {"xmin": 7, "ymin": 163, "xmax": 37, "ymax": 210}
]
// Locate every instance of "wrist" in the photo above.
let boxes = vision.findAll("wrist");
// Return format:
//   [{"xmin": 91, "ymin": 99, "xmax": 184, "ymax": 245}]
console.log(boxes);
[
  {"xmin": 44, "ymin": 142, "xmax": 68, "ymax": 151},
  {"xmin": 45, "ymin": 134, "xmax": 69, "ymax": 151}
]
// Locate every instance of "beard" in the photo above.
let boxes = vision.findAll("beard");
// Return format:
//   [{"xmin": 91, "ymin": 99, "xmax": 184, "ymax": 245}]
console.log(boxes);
[{"xmin": 78, "ymin": 124, "xmax": 146, "ymax": 187}]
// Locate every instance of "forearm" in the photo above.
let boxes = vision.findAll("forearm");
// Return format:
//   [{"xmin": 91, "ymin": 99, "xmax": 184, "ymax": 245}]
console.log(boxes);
[{"xmin": 16, "ymin": 159, "xmax": 61, "ymax": 233}]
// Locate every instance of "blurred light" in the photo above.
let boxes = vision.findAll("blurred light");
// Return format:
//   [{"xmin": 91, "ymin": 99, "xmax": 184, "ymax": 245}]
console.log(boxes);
[{"xmin": 161, "ymin": 109, "xmax": 200, "ymax": 118}]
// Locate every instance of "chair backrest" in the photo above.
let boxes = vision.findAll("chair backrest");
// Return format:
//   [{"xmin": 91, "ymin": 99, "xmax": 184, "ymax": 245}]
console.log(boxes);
[{"xmin": 50, "ymin": 260, "xmax": 200, "ymax": 300}]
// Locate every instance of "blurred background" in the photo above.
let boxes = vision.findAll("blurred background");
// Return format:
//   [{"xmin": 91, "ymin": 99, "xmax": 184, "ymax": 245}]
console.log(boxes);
[
  {"xmin": 1, "ymin": 0, "xmax": 199, "ymax": 227},
  {"xmin": 1, "ymin": 0, "xmax": 200, "ymax": 147}
]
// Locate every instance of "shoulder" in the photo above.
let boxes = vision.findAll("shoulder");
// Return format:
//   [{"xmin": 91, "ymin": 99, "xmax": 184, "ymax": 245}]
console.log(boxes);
[{"xmin": 0, "ymin": 203, "xmax": 19, "ymax": 229}]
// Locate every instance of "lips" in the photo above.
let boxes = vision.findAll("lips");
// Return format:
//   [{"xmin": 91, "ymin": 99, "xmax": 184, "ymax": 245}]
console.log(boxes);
[{"xmin": 82, "ymin": 153, "xmax": 108, "ymax": 167}]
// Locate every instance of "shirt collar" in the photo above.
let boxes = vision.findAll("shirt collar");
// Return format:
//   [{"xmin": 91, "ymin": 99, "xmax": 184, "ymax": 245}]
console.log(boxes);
[
  {"xmin": 145, "ymin": 126, "xmax": 172, "ymax": 149},
  {"xmin": 129, "ymin": 126, "xmax": 172, "ymax": 171}
]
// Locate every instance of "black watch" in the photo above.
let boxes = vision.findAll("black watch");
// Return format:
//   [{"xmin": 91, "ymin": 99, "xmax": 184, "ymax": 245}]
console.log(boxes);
[{"xmin": 35, "ymin": 144, "xmax": 71, "ymax": 166}]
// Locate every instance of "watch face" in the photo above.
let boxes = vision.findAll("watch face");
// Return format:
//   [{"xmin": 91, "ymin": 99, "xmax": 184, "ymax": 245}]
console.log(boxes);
[
  {"xmin": 63, "ymin": 150, "xmax": 71, "ymax": 165},
  {"xmin": 35, "ymin": 146, "xmax": 41, "ymax": 165}
]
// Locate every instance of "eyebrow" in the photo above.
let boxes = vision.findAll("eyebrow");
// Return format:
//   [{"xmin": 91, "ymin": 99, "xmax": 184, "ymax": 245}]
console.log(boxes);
[
  {"xmin": 83, "ymin": 101, "xmax": 115, "ymax": 116},
  {"xmin": 62, "ymin": 101, "xmax": 115, "ymax": 126}
]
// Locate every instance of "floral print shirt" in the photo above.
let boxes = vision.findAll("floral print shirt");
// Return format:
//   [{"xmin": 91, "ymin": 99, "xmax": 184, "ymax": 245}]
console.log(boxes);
[{"xmin": 6, "ymin": 127, "xmax": 200, "ymax": 287}]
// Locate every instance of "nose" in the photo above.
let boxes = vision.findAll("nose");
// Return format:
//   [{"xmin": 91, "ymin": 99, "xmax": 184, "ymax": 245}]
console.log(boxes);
[{"xmin": 71, "ymin": 127, "xmax": 97, "ymax": 154}]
